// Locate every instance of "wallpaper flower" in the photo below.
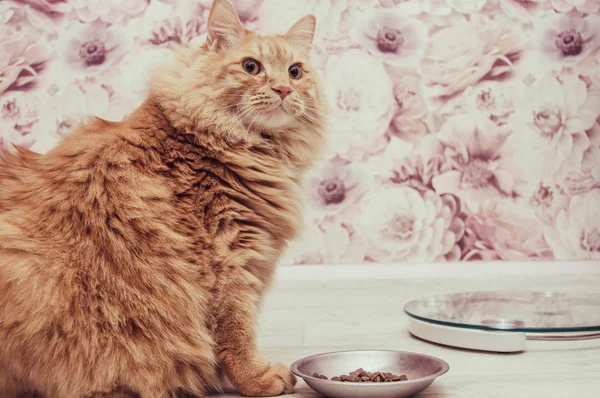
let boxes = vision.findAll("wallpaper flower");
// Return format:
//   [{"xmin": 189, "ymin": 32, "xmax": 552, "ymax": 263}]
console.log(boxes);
[{"xmin": 1, "ymin": 0, "xmax": 600, "ymax": 264}]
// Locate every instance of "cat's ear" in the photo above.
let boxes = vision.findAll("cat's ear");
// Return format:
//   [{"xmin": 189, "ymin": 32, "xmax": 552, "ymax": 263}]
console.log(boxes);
[
  {"xmin": 206, "ymin": 0, "xmax": 245, "ymax": 52},
  {"xmin": 285, "ymin": 15, "xmax": 316, "ymax": 56}
]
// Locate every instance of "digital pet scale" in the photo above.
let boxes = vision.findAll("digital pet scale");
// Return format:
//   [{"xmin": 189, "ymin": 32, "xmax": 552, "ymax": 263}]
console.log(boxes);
[{"xmin": 404, "ymin": 291, "xmax": 600, "ymax": 352}]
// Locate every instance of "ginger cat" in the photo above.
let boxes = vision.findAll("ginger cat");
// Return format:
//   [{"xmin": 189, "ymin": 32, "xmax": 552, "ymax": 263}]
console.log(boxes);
[{"xmin": 0, "ymin": 0, "xmax": 327, "ymax": 397}]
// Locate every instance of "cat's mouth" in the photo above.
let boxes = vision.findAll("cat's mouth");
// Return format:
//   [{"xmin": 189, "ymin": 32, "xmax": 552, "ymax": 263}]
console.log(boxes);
[
  {"xmin": 250, "ymin": 102, "xmax": 296, "ymax": 129},
  {"xmin": 266, "ymin": 101, "xmax": 287, "ymax": 114}
]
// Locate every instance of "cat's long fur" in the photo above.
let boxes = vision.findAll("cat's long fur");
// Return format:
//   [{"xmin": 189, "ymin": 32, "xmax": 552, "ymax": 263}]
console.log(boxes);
[{"xmin": 0, "ymin": 1, "xmax": 327, "ymax": 397}]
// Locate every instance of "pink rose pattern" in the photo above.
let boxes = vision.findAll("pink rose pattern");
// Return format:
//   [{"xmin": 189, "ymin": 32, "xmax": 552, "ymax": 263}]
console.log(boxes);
[{"xmin": 1, "ymin": 0, "xmax": 600, "ymax": 264}]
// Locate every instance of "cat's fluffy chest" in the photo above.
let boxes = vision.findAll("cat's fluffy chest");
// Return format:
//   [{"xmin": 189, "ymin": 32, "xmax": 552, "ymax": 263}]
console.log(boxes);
[
  {"xmin": 173, "ymin": 157, "xmax": 303, "ymax": 237},
  {"xmin": 158, "ymin": 143, "xmax": 304, "ymax": 282}
]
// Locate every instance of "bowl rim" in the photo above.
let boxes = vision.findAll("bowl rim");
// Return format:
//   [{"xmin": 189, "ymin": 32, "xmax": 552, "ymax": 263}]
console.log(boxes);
[{"xmin": 290, "ymin": 349, "xmax": 449, "ymax": 386}]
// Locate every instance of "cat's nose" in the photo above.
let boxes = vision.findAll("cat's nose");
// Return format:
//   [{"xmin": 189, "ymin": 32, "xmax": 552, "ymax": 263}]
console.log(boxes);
[{"xmin": 272, "ymin": 85, "xmax": 292, "ymax": 99}]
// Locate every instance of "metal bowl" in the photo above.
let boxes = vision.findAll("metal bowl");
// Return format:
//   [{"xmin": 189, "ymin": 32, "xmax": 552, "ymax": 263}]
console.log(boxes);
[{"xmin": 290, "ymin": 350, "xmax": 449, "ymax": 398}]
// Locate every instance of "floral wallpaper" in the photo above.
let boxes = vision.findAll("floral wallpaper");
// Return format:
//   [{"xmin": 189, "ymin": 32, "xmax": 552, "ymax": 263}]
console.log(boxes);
[{"xmin": 1, "ymin": 0, "xmax": 600, "ymax": 265}]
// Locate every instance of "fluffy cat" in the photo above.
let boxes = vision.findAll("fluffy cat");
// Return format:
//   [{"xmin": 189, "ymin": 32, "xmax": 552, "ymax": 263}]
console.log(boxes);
[{"xmin": 0, "ymin": 0, "xmax": 327, "ymax": 397}]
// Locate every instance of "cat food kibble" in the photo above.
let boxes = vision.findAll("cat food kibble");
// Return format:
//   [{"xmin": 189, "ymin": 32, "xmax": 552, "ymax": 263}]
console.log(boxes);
[{"xmin": 313, "ymin": 368, "xmax": 408, "ymax": 383}]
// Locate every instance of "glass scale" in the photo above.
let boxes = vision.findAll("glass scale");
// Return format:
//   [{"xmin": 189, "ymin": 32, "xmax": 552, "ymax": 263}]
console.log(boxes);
[{"xmin": 404, "ymin": 291, "xmax": 600, "ymax": 352}]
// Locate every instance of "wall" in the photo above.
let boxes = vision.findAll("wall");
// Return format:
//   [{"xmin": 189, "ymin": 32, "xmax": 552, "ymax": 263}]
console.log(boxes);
[{"xmin": 1, "ymin": 0, "xmax": 599, "ymax": 265}]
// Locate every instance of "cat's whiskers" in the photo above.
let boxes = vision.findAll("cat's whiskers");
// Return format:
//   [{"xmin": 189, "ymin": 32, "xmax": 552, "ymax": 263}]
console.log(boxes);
[
  {"xmin": 225, "ymin": 103, "xmax": 258, "ymax": 134},
  {"xmin": 302, "ymin": 111, "xmax": 327, "ymax": 123},
  {"xmin": 303, "ymin": 111, "xmax": 326, "ymax": 124},
  {"xmin": 246, "ymin": 109, "xmax": 262, "ymax": 134},
  {"xmin": 302, "ymin": 98, "xmax": 326, "ymax": 111},
  {"xmin": 301, "ymin": 103, "xmax": 330, "ymax": 121},
  {"xmin": 243, "ymin": 100, "xmax": 268, "ymax": 134},
  {"xmin": 229, "ymin": 106, "xmax": 254, "ymax": 128},
  {"xmin": 212, "ymin": 103, "xmax": 242, "ymax": 113},
  {"xmin": 299, "ymin": 104, "xmax": 326, "ymax": 119},
  {"xmin": 220, "ymin": 102, "xmax": 253, "ymax": 134},
  {"xmin": 248, "ymin": 98, "xmax": 279, "ymax": 108},
  {"xmin": 215, "ymin": 98, "xmax": 250, "ymax": 114},
  {"xmin": 299, "ymin": 113, "xmax": 326, "ymax": 130}
]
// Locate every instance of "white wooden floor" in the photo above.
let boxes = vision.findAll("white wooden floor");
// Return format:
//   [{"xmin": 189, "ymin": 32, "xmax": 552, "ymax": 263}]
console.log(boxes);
[{"xmin": 216, "ymin": 261, "xmax": 600, "ymax": 398}]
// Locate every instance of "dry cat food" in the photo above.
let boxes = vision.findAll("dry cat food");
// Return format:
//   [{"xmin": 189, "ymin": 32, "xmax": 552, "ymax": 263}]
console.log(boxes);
[{"xmin": 312, "ymin": 368, "xmax": 408, "ymax": 383}]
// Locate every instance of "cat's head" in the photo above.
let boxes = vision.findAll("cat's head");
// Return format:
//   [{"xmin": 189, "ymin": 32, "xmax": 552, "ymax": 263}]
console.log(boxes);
[
  {"xmin": 155, "ymin": 0, "xmax": 327, "ymax": 140},
  {"xmin": 201, "ymin": 0, "xmax": 326, "ymax": 135}
]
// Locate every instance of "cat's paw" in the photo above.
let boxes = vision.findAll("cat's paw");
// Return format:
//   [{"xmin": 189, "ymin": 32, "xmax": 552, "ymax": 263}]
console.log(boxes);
[{"xmin": 237, "ymin": 363, "xmax": 296, "ymax": 397}]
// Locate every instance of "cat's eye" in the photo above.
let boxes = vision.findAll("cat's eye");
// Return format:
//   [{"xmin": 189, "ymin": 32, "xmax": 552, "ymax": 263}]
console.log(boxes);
[
  {"xmin": 288, "ymin": 64, "xmax": 303, "ymax": 80},
  {"xmin": 242, "ymin": 58, "xmax": 261, "ymax": 75}
]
